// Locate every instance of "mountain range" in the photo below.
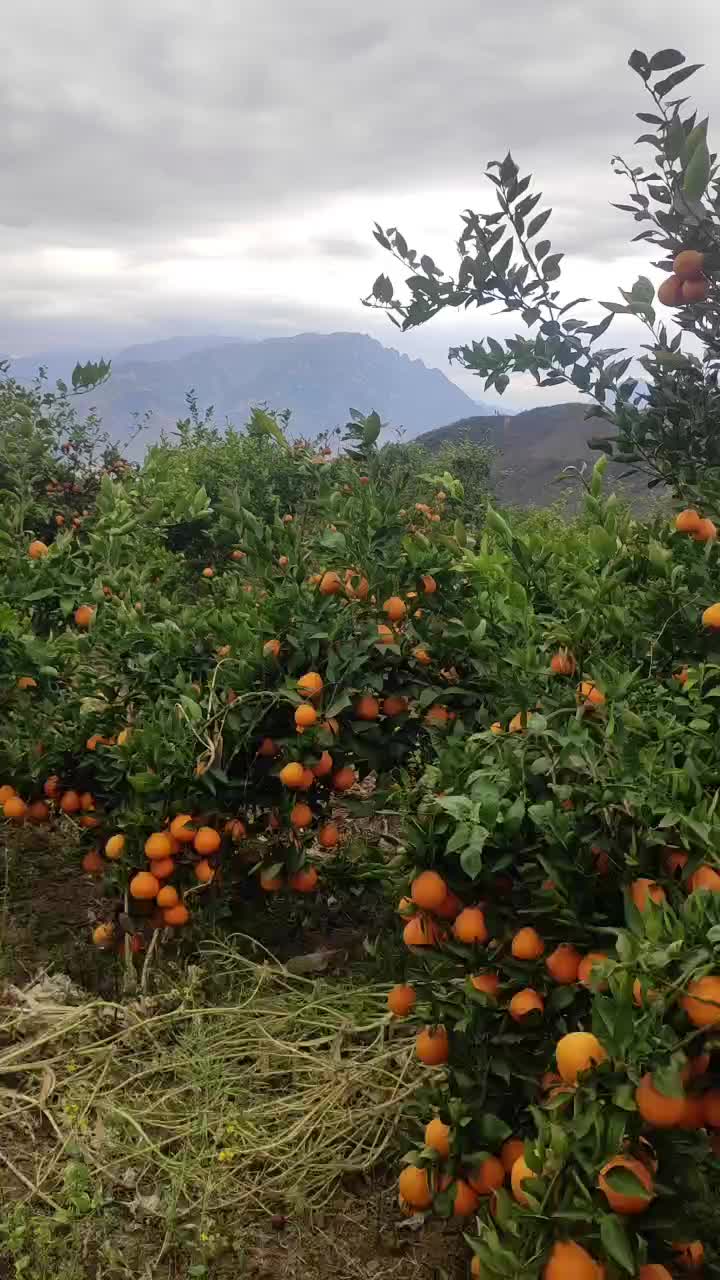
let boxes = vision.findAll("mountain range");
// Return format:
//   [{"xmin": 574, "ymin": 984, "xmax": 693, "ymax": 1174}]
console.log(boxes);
[{"xmin": 5, "ymin": 332, "xmax": 497, "ymax": 447}]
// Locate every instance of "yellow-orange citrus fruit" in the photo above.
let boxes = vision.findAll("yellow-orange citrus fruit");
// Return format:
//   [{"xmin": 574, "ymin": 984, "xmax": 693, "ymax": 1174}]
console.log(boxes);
[
  {"xmin": 151, "ymin": 857, "xmax": 175, "ymax": 879},
  {"xmin": 0, "ymin": 785, "xmax": 15, "ymax": 804},
  {"xmin": 639, "ymin": 1268, "xmax": 672, "ymax": 1280},
  {"xmin": 82, "ymin": 849, "xmax": 104, "ymax": 875},
  {"xmin": 387, "ymin": 984, "xmax": 416, "ymax": 1017},
  {"xmin": 633, "ymin": 979, "xmax": 660, "ymax": 1007},
  {"xmin": 702, "ymin": 603, "xmax": 720, "ymax": 629},
  {"xmin": 3, "ymin": 795, "xmax": 26, "ymax": 821},
  {"xmin": 289, "ymin": 867, "xmax": 319, "ymax": 893},
  {"xmin": 92, "ymin": 923, "xmax": 115, "ymax": 948},
  {"xmin": 74, "ymin": 605, "xmax": 94, "ymax": 627},
  {"xmin": 682, "ymin": 975, "xmax": 720, "ymax": 1027},
  {"xmin": 689, "ymin": 864, "xmax": 720, "ymax": 892},
  {"xmin": 194, "ymin": 859, "xmax": 215, "ymax": 883},
  {"xmin": 677, "ymin": 1093, "xmax": 706, "ymax": 1129},
  {"xmin": 511, "ymin": 1155, "xmax": 535, "ymax": 1205},
  {"xmin": 312, "ymin": 750, "xmax": 333, "ymax": 777},
  {"xmin": 263, "ymin": 638, "xmax": 281, "ymax": 658},
  {"xmin": 130, "ymin": 871, "xmax": 160, "ymax": 900},
  {"xmin": 500, "ymin": 1139, "xmax": 525, "ymax": 1174},
  {"xmin": 424, "ymin": 1116, "xmax": 450, "ymax": 1158},
  {"xmin": 280, "ymin": 762, "xmax": 306, "ymax": 789},
  {"xmin": 145, "ymin": 832, "xmax": 172, "ymax": 860},
  {"xmin": 170, "ymin": 813, "xmax": 196, "ymax": 843},
  {"xmin": 508, "ymin": 712, "xmax": 527, "ymax": 733},
  {"xmin": 318, "ymin": 822, "xmax": 339, "ymax": 849},
  {"xmin": 415, "ymin": 1025, "xmax": 449, "ymax": 1066},
  {"xmin": 398, "ymin": 1166, "xmax": 432, "ymax": 1210},
  {"xmin": 258, "ymin": 737, "xmax": 279, "ymax": 758},
  {"xmin": 578, "ymin": 680, "xmax": 605, "ymax": 706},
  {"xmin": 403, "ymin": 915, "xmax": 438, "ymax": 947},
  {"xmin": 290, "ymin": 802, "xmax": 313, "ymax": 829},
  {"xmin": 578, "ymin": 952, "xmax": 610, "ymax": 990},
  {"xmin": 546, "ymin": 944, "xmax": 581, "ymax": 984},
  {"xmin": 412, "ymin": 646, "xmax": 431, "ymax": 665},
  {"xmin": 164, "ymin": 903, "xmax": 190, "ymax": 926},
  {"xmin": 295, "ymin": 703, "xmax": 318, "ymax": 729},
  {"xmin": 635, "ymin": 1072, "xmax": 686, "ymax": 1127},
  {"xmin": 453, "ymin": 907, "xmax": 489, "ymax": 944},
  {"xmin": 17, "ymin": 676, "xmax": 38, "ymax": 690},
  {"xmin": 27, "ymin": 800, "xmax": 49, "ymax": 822},
  {"xmin": 550, "ymin": 649, "xmax": 576, "ymax": 675},
  {"xmin": 631, "ymin": 878, "xmax": 666, "ymax": 911},
  {"xmin": 424, "ymin": 705, "xmax": 451, "ymax": 727},
  {"xmin": 693, "ymin": 516, "xmax": 717, "ymax": 542},
  {"xmin": 663, "ymin": 846, "xmax": 688, "ymax": 876},
  {"xmin": 598, "ymin": 1155, "xmax": 653, "ymax": 1215},
  {"xmin": 509, "ymin": 989, "xmax": 544, "ymax": 1021},
  {"xmin": 332, "ymin": 766, "xmax": 356, "ymax": 792},
  {"xmin": 657, "ymin": 274, "xmax": 683, "ymax": 306},
  {"xmin": 421, "ymin": 574, "xmax": 437, "ymax": 594},
  {"xmin": 443, "ymin": 1177, "xmax": 478, "ymax": 1217},
  {"xmin": 470, "ymin": 972, "xmax": 500, "ymax": 999},
  {"xmin": 377, "ymin": 623, "xmax": 395, "ymax": 645},
  {"xmin": 156, "ymin": 885, "xmax": 179, "ymax": 909},
  {"xmin": 672, "ymin": 1241, "xmax": 704, "ymax": 1270},
  {"xmin": 383, "ymin": 595, "xmax": 407, "ymax": 622},
  {"xmin": 59, "ymin": 789, "xmax": 81, "ymax": 814},
  {"xmin": 544, "ymin": 1241, "xmax": 602, "ymax": 1280},
  {"xmin": 468, "ymin": 1156, "xmax": 505, "ymax": 1196},
  {"xmin": 28, "ymin": 539, "xmax": 49, "ymax": 559},
  {"xmin": 702, "ymin": 1089, "xmax": 720, "ymax": 1127},
  {"xmin": 512, "ymin": 927, "xmax": 545, "ymax": 960},
  {"xmin": 682, "ymin": 276, "xmax": 708, "ymax": 302},
  {"xmin": 260, "ymin": 870, "xmax": 283, "ymax": 892},
  {"xmin": 105, "ymin": 834, "xmax": 126, "ymax": 860},
  {"xmin": 675, "ymin": 508, "xmax": 701, "ymax": 533},
  {"xmin": 556, "ymin": 1032, "xmax": 607, "ymax": 1083},
  {"xmin": 435, "ymin": 890, "xmax": 462, "ymax": 920},
  {"xmin": 490, "ymin": 721, "xmax": 503, "ymax": 735},
  {"xmin": 194, "ymin": 826, "xmax": 221, "ymax": 855},
  {"xmin": 355, "ymin": 694, "xmax": 380, "ymax": 721},
  {"xmin": 411, "ymin": 869, "xmax": 448, "ymax": 912},
  {"xmin": 674, "ymin": 249, "xmax": 705, "ymax": 280},
  {"xmin": 297, "ymin": 671, "xmax": 324, "ymax": 697},
  {"xmin": 382, "ymin": 694, "xmax": 408, "ymax": 716},
  {"xmin": 319, "ymin": 570, "xmax": 343, "ymax": 595}
]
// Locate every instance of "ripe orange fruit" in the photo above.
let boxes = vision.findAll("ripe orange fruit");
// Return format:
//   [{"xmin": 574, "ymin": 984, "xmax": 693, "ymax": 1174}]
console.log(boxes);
[
  {"xmin": 164, "ymin": 903, "xmax": 190, "ymax": 926},
  {"xmin": 468, "ymin": 1156, "xmax": 504, "ymax": 1196},
  {"xmin": 689, "ymin": 864, "xmax": 720, "ymax": 892},
  {"xmin": 0, "ymin": 785, "xmax": 15, "ymax": 804},
  {"xmin": 387, "ymin": 984, "xmax": 416, "ymax": 1017},
  {"xmin": 631, "ymin": 878, "xmax": 666, "ymax": 912},
  {"xmin": 635, "ymin": 1072, "xmax": 686, "ymax": 1127},
  {"xmin": 290, "ymin": 803, "xmax": 313, "ymax": 829},
  {"xmin": 194, "ymin": 827, "xmax": 221, "ymax": 855},
  {"xmin": 701, "ymin": 1089, "xmax": 720, "ymax": 1127},
  {"xmin": 318, "ymin": 822, "xmax": 339, "ymax": 849},
  {"xmin": 598, "ymin": 1155, "xmax": 653, "ymax": 1215},
  {"xmin": 412, "ymin": 646, "xmax": 431, "ymax": 665},
  {"xmin": 694, "ymin": 516, "xmax": 717, "ymax": 541},
  {"xmin": 638, "ymin": 1268, "xmax": 672, "ymax": 1280},
  {"xmin": 299, "ymin": 768, "xmax": 314, "ymax": 789},
  {"xmin": 377, "ymin": 623, "xmax": 396, "ymax": 645},
  {"xmin": 550, "ymin": 649, "xmax": 576, "ymax": 676},
  {"xmin": 82, "ymin": 849, "xmax": 104, "ymax": 875},
  {"xmin": 672, "ymin": 1241, "xmax": 704, "ymax": 1270},
  {"xmin": 702, "ymin": 603, "xmax": 720, "ymax": 629},
  {"xmin": 546, "ymin": 944, "xmax": 581, "ymax": 984},
  {"xmin": 105, "ymin": 834, "xmax": 126, "ymax": 860},
  {"xmin": 512, "ymin": 927, "xmax": 545, "ymax": 960},
  {"xmin": 231, "ymin": 549, "xmax": 245, "ymax": 561},
  {"xmin": 383, "ymin": 596, "xmax": 407, "ymax": 622},
  {"xmin": 511, "ymin": 1155, "xmax": 535, "ymax": 1205},
  {"xmin": 411, "ymin": 870, "xmax": 448, "ymax": 911},
  {"xmin": 145, "ymin": 832, "xmax": 172, "ymax": 860},
  {"xmin": 16, "ymin": 676, "xmax": 38, "ymax": 690},
  {"xmin": 500, "ymin": 1139, "xmax": 525, "ymax": 1174},
  {"xmin": 201, "ymin": 566, "xmax": 215, "ymax": 578},
  {"xmin": 130, "ymin": 871, "xmax": 160, "ymax": 900},
  {"xmin": 470, "ymin": 1257, "xmax": 481, "ymax": 1279},
  {"xmin": 556, "ymin": 1032, "xmax": 607, "ymax": 1084},
  {"xmin": 545, "ymin": 1241, "xmax": 602, "ymax": 1280},
  {"xmin": 355, "ymin": 694, "xmax": 380, "ymax": 721},
  {"xmin": 508, "ymin": 712, "xmax": 526, "ymax": 733},
  {"xmin": 421, "ymin": 574, "xmax": 437, "ymax": 594},
  {"xmin": 682, "ymin": 974, "xmax": 720, "ymax": 1027},
  {"xmin": 490, "ymin": 721, "xmax": 503, "ymax": 735},
  {"xmin": 632, "ymin": 979, "xmax": 660, "ymax": 1007},
  {"xmin": 194, "ymin": 859, "xmax": 215, "ymax": 883},
  {"xmin": 74, "ymin": 605, "xmax": 94, "ymax": 627},
  {"xmin": 675, "ymin": 508, "xmax": 701, "ymax": 533},
  {"xmin": 453, "ymin": 907, "xmax": 489, "ymax": 944},
  {"xmin": 663, "ymin": 846, "xmax": 688, "ymax": 876},
  {"xmin": 3, "ymin": 795, "xmax": 26, "ymax": 821},
  {"xmin": 470, "ymin": 972, "xmax": 500, "ymax": 999},
  {"xmin": 578, "ymin": 952, "xmax": 610, "ymax": 990},
  {"xmin": 258, "ymin": 738, "xmax": 279, "ymax": 759},
  {"xmin": 442, "ymin": 1177, "xmax": 478, "ymax": 1217},
  {"xmin": 59, "ymin": 789, "xmax": 81, "ymax": 814},
  {"xmin": 403, "ymin": 915, "xmax": 438, "ymax": 947},
  {"xmin": 425, "ymin": 1116, "xmax": 450, "ymax": 1158},
  {"xmin": 657, "ymin": 274, "xmax": 683, "ymax": 306},
  {"xmin": 435, "ymin": 891, "xmax": 462, "ymax": 920},
  {"xmin": 424, "ymin": 705, "xmax": 451, "ymax": 727},
  {"xmin": 682, "ymin": 278, "xmax": 708, "ymax": 303},
  {"xmin": 42, "ymin": 776, "xmax": 58, "ymax": 799},
  {"xmin": 156, "ymin": 885, "xmax": 179, "ymax": 909},
  {"xmin": 319, "ymin": 571, "xmax": 343, "ymax": 595},
  {"xmin": 676, "ymin": 1092, "xmax": 705, "ymax": 1129},
  {"xmin": 312, "ymin": 750, "xmax": 333, "ymax": 777},
  {"xmin": 280, "ymin": 762, "xmax": 306, "ymax": 789},
  {"xmin": 295, "ymin": 703, "xmax": 318, "ymax": 730},
  {"xmin": 289, "ymin": 867, "xmax": 319, "ymax": 893},
  {"xmin": 28, "ymin": 539, "xmax": 49, "ymax": 559},
  {"xmin": 332, "ymin": 766, "xmax": 356, "ymax": 792},
  {"xmin": 509, "ymin": 989, "xmax": 544, "ymax": 1022},
  {"xmin": 27, "ymin": 800, "xmax": 49, "ymax": 822},
  {"xmin": 578, "ymin": 680, "xmax": 605, "ymax": 707},
  {"xmin": 398, "ymin": 1166, "xmax": 432, "ymax": 1210},
  {"xmin": 298, "ymin": 672, "xmax": 324, "ymax": 697},
  {"xmin": 152, "ymin": 857, "xmax": 175, "ymax": 879},
  {"xmin": 415, "ymin": 1025, "xmax": 449, "ymax": 1066},
  {"xmin": 382, "ymin": 694, "xmax": 408, "ymax": 716},
  {"xmin": 170, "ymin": 814, "xmax": 196, "ymax": 843},
  {"xmin": 674, "ymin": 249, "xmax": 705, "ymax": 280},
  {"xmin": 263, "ymin": 639, "xmax": 281, "ymax": 658},
  {"xmin": 92, "ymin": 923, "xmax": 115, "ymax": 948}
]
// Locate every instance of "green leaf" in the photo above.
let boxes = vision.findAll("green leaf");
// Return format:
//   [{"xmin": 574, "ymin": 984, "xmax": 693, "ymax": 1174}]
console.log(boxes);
[
  {"xmin": 604, "ymin": 1166, "xmax": 651, "ymax": 1198},
  {"xmin": 128, "ymin": 772, "xmax": 161, "ymax": 794},
  {"xmin": 684, "ymin": 139, "xmax": 710, "ymax": 201},
  {"xmin": 476, "ymin": 1113, "xmax": 512, "ymax": 1145},
  {"xmin": 655, "ymin": 64, "xmax": 703, "ymax": 97},
  {"xmin": 649, "ymin": 49, "xmax": 685, "ymax": 71},
  {"xmin": 600, "ymin": 1214, "xmax": 635, "ymax": 1274}
]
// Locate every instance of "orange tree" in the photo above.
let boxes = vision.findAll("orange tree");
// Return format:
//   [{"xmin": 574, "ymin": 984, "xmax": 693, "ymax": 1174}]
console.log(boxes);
[{"xmin": 369, "ymin": 48, "xmax": 720, "ymax": 1278}]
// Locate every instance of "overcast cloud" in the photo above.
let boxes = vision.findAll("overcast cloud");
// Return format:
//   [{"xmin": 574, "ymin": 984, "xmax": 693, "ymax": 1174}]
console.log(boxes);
[{"xmin": 3, "ymin": 0, "xmax": 720, "ymax": 407}]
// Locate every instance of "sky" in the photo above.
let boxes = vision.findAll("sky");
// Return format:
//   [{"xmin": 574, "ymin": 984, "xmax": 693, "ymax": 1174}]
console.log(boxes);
[{"xmin": 3, "ymin": 0, "xmax": 720, "ymax": 409}]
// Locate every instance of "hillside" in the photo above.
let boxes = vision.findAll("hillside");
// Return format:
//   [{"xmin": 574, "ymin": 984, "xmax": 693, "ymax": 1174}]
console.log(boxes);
[
  {"xmin": 8, "ymin": 333, "xmax": 497, "ymax": 447},
  {"xmin": 418, "ymin": 402, "xmax": 664, "ymax": 507}
]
